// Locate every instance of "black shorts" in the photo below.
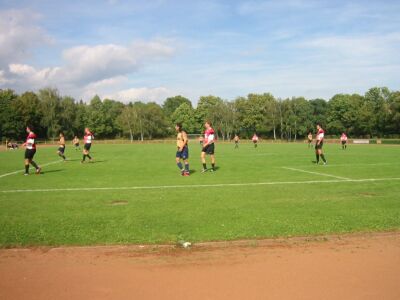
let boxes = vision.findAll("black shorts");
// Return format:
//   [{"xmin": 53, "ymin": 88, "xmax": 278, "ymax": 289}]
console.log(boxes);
[
  {"xmin": 341, "ymin": 141, "xmax": 346, "ymax": 145},
  {"xmin": 84, "ymin": 143, "xmax": 92, "ymax": 151},
  {"xmin": 58, "ymin": 146, "xmax": 65, "ymax": 153},
  {"xmin": 74, "ymin": 143, "xmax": 79, "ymax": 147},
  {"xmin": 308, "ymin": 139, "xmax": 312, "ymax": 143},
  {"xmin": 202, "ymin": 143, "xmax": 215, "ymax": 155},
  {"xmin": 315, "ymin": 141, "xmax": 324, "ymax": 150},
  {"xmin": 25, "ymin": 149, "xmax": 36, "ymax": 160}
]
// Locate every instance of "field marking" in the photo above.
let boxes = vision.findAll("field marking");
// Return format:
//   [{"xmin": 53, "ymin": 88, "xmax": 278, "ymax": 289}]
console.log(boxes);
[
  {"xmin": 1, "ymin": 177, "xmax": 400, "ymax": 194},
  {"xmin": 0, "ymin": 160, "xmax": 64, "ymax": 179},
  {"xmin": 282, "ymin": 167, "xmax": 351, "ymax": 180}
]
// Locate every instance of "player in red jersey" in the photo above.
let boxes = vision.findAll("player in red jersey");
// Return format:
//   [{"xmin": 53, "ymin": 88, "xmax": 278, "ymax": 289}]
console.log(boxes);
[
  {"xmin": 252, "ymin": 133, "xmax": 259, "ymax": 148},
  {"xmin": 315, "ymin": 124, "xmax": 327, "ymax": 165},
  {"xmin": 81, "ymin": 128, "xmax": 94, "ymax": 163},
  {"xmin": 201, "ymin": 121, "xmax": 216, "ymax": 172},
  {"xmin": 23, "ymin": 126, "xmax": 41, "ymax": 175},
  {"xmin": 340, "ymin": 132, "xmax": 348, "ymax": 150}
]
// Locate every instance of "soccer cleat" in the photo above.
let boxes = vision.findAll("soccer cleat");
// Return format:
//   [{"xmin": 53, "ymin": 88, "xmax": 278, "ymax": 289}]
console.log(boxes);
[
  {"xmin": 210, "ymin": 168, "xmax": 215, "ymax": 172},
  {"xmin": 183, "ymin": 171, "xmax": 190, "ymax": 176},
  {"xmin": 201, "ymin": 168, "xmax": 208, "ymax": 173},
  {"xmin": 24, "ymin": 173, "xmax": 29, "ymax": 176},
  {"xmin": 35, "ymin": 167, "xmax": 41, "ymax": 174}
]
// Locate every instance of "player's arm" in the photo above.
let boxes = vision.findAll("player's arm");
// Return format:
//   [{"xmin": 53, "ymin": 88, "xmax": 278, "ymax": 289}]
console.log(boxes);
[{"xmin": 181, "ymin": 131, "xmax": 188, "ymax": 151}]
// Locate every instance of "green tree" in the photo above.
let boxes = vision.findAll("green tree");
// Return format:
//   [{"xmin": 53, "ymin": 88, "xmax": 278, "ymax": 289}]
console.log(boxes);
[
  {"xmin": 38, "ymin": 88, "xmax": 62, "ymax": 140},
  {"xmin": 0, "ymin": 89, "xmax": 19, "ymax": 140},
  {"xmin": 162, "ymin": 95, "xmax": 192, "ymax": 118},
  {"xmin": 171, "ymin": 102, "xmax": 196, "ymax": 133}
]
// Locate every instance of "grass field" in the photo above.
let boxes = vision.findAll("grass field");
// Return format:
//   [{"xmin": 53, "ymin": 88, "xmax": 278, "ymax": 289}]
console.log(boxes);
[{"xmin": 0, "ymin": 141, "xmax": 399, "ymax": 247}]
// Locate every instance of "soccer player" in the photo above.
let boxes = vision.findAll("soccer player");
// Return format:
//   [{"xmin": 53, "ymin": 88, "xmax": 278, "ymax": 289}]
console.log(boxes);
[
  {"xmin": 201, "ymin": 121, "xmax": 216, "ymax": 172},
  {"xmin": 315, "ymin": 124, "xmax": 327, "ymax": 165},
  {"xmin": 175, "ymin": 123, "xmax": 190, "ymax": 176},
  {"xmin": 340, "ymin": 132, "xmax": 348, "ymax": 150},
  {"xmin": 81, "ymin": 128, "xmax": 94, "ymax": 163},
  {"xmin": 72, "ymin": 136, "xmax": 80, "ymax": 150},
  {"xmin": 23, "ymin": 126, "xmax": 41, "ymax": 175},
  {"xmin": 234, "ymin": 134, "xmax": 239, "ymax": 149},
  {"xmin": 252, "ymin": 133, "xmax": 259, "ymax": 148},
  {"xmin": 57, "ymin": 133, "xmax": 66, "ymax": 161},
  {"xmin": 307, "ymin": 131, "xmax": 313, "ymax": 148}
]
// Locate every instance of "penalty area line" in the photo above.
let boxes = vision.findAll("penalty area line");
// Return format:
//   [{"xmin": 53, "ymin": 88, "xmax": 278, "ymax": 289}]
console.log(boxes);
[
  {"xmin": 1, "ymin": 177, "xmax": 400, "ymax": 194},
  {"xmin": 0, "ymin": 160, "xmax": 64, "ymax": 179},
  {"xmin": 282, "ymin": 167, "xmax": 351, "ymax": 180}
]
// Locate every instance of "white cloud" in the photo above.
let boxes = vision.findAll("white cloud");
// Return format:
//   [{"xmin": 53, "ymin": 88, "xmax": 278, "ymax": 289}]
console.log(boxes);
[
  {"xmin": 1, "ymin": 39, "xmax": 175, "ymax": 100},
  {"xmin": 105, "ymin": 87, "xmax": 174, "ymax": 104},
  {"xmin": 0, "ymin": 9, "xmax": 50, "ymax": 68}
]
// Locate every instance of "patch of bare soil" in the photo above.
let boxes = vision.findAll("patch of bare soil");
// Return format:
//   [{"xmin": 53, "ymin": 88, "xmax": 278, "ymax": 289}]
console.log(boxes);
[{"xmin": 0, "ymin": 232, "xmax": 399, "ymax": 300}]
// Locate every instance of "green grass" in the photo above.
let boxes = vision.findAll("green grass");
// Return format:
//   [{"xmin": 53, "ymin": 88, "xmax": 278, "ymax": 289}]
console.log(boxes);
[{"xmin": 0, "ymin": 142, "xmax": 399, "ymax": 247}]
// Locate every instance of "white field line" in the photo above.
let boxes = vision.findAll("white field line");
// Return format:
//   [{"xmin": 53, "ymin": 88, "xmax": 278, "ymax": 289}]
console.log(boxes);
[
  {"xmin": 282, "ymin": 167, "xmax": 351, "ymax": 180},
  {"xmin": 0, "ymin": 160, "xmax": 63, "ymax": 179},
  {"xmin": 1, "ymin": 177, "xmax": 400, "ymax": 194}
]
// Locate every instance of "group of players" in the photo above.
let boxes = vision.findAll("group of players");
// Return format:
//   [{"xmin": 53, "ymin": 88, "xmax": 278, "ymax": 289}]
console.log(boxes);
[
  {"xmin": 22, "ymin": 126, "xmax": 95, "ymax": 175},
  {"xmin": 20, "ymin": 121, "xmax": 346, "ymax": 176}
]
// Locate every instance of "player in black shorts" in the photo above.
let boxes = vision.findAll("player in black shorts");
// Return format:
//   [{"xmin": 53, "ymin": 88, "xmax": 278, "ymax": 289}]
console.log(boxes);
[
  {"xmin": 57, "ymin": 133, "xmax": 66, "ymax": 161},
  {"xmin": 23, "ymin": 126, "xmax": 41, "ymax": 175}
]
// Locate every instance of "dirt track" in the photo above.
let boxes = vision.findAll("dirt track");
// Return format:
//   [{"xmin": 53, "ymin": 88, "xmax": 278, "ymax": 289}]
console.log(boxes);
[{"xmin": 1, "ymin": 232, "xmax": 399, "ymax": 300}]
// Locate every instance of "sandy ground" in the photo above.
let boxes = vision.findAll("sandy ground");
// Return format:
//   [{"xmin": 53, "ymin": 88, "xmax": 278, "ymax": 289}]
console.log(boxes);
[{"xmin": 0, "ymin": 232, "xmax": 399, "ymax": 300}]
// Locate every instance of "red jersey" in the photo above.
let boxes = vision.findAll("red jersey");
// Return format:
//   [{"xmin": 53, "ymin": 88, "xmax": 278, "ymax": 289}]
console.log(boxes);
[
  {"xmin": 26, "ymin": 132, "xmax": 36, "ymax": 150},
  {"xmin": 316, "ymin": 129, "xmax": 325, "ymax": 141},
  {"xmin": 340, "ymin": 134, "xmax": 347, "ymax": 141},
  {"xmin": 84, "ymin": 132, "xmax": 94, "ymax": 144},
  {"xmin": 204, "ymin": 128, "xmax": 215, "ymax": 144},
  {"xmin": 252, "ymin": 135, "xmax": 258, "ymax": 142}
]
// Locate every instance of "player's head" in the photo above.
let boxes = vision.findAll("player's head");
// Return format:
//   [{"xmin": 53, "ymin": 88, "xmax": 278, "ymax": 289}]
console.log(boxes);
[
  {"xmin": 26, "ymin": 125, "xmax": 33, "ymax": 133},
  {"xmin": 204, "ymin": 121, "xmax": 211, "ymax": 129},
  {"xmin": 59, "ymin": 132, "xmax": 64, "ymax": 137},
  {"xmin": 316, "ymin": 123, "xmax": 321, "ymax": 130},
  {"xmin": 175, "ymin": 123, "xmax": 183, "ymax": 132},
  {"xmin": 85, "ymin": 127, "xmax": 90, "ymax": 134}
]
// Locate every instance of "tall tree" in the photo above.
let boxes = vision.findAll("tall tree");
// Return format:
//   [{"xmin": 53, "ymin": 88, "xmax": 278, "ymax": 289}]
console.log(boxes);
[
  {"xmin": 162, "ymin": 95, "xmax": 192, "ymax": 118},
  {"xmin": 0, "ymin": 89, "xmax": 19, "ymax": 140},
  {"xmin": 38, "ymin": 88, "xmax": 62, "ymax": 140}
]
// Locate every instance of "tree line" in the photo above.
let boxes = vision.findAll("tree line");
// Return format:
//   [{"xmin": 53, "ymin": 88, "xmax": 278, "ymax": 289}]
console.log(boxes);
[{"xmin": 0, "ymin": 87, "xmax": 399, "ymax": 142}]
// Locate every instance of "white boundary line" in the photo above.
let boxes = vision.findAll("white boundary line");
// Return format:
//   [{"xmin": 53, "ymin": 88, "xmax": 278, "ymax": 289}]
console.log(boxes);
[
  {"xmin": 1, "ymin": 177, "xmax": 400, "ymax": 193},
  {"xmin": 282, "ymin": 167, "xmax": 351, "ymax": 180},
  {"xmin": 0, "ymin": 160, "xmax": 64, "ymax": 179}
]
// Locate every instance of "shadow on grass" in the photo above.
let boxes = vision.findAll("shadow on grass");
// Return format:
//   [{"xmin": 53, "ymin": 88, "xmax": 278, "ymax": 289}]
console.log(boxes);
[{"xmin": 40, "ymin": 169, "xmax": 63, "ymax": 174}]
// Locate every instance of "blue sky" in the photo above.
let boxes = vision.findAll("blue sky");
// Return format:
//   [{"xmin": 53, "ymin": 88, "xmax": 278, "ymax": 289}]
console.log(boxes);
[{"xmin": 0, "ymin": 0, "xmax": 399, "ymax": 104}]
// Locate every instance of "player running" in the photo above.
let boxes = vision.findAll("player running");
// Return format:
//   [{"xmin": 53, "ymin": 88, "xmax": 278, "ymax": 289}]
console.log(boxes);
[
  {"xmin": 307, "ymin": 132, "xmax": 313, "ymax": 148},
  {"xmin": 72, "ymin": 136, "xmax": 80, "ymax": 150},
  {"xmin": 175, "ymin": 123, "xmax": 190, "ymax": 176},
  {"xmin": 252, "ymin": 133, "xmax": 259, "ymax": 148},
  {"xmin": 234, "ymin": 134, "xmax": 239, "ymax": 149},
  {"xmin": 81, "ymin": 128, "xmax": 94, "ymax": 163},
  {"xmin": 57, "ymin": 133, "xmax": 66, "ymax": 161},
  {"xmin": 315, "ymin": 124, "xmax": 327, "ymax": 165},
  {"xmin": 340, "ymin": 132, "xmax": 348, "ymax": 150},
  {"xmin": 23, "ymin": 126, "xmax": 41, "ymax": 175},
  {"xmin": 201, "ymin": 121, "xmax": 216, "ymax": 172}
]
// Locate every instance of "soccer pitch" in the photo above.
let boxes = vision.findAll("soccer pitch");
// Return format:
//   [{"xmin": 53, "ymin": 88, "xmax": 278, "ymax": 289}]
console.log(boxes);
[{"xmin": 0, "ymin": 142, "xmax": 399, "ymax": 247}]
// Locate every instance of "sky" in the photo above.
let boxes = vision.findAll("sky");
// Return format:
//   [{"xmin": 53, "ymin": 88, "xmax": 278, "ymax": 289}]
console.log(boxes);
[{"xmin": 0, "ymin": 0, "xmax": 399, "ymax": 105}]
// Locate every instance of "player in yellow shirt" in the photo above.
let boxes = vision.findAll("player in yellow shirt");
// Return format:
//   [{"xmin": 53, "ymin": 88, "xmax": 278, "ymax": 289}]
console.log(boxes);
[{"xmin": 175, "ymin": 123, "xmax": 190, "ymax": 176}]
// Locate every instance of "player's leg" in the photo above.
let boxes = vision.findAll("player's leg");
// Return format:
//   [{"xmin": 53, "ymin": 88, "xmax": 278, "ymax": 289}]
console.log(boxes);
[
  {"xmin": 210, "ymin": 154, "xmax": 216, "ymax": 171},
  {"xmin": 183, "ymin": 148, "xmax": 190, "ymax": 175},
  {"xmin": 176, "ymin": 155, "xmax": 184, "ymax": 175},
  {"xmin": 24, "ymin": 158, "xmax": 30, "ymax": 175},
  {"xmin": 315, "ymin": 145, "xmax": 320, "ymax": 164},
  {"xmin": 201, "ymin": 151, "xmax": 207, "ymax": 172},
  {"xmin": 319, "ymin": 149, "xmax": 327, "ymax": 164}
]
